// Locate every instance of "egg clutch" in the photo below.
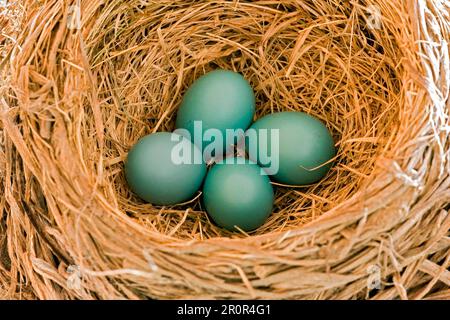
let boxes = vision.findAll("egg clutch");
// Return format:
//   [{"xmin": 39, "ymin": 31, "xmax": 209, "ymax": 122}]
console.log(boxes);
[{"xmin": 125, "ymin": 69, "xmax": 336, "ymax": 232}]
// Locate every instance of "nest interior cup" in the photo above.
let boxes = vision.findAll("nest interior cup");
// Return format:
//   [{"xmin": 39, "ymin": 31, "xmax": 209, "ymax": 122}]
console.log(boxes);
[{"xmin": 1, "ymin": 0, "xmax": 449, "ymax": 299}]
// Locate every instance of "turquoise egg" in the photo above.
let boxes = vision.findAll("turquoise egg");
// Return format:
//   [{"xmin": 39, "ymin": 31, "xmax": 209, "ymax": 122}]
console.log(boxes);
[
  {"xmin": 202, "ymin": 157, "xmax": 274, "ymax": 232},
  {"xmin": 246, "ymin": 111, "xmax": 336, "ymax": 185},
  {"xmin": 176, "ymin": 69, "xmax": 255, "ymax": 157},
  {"xmin": 125, "ymin": 132, "xmax": 207, "ymax": 205}
]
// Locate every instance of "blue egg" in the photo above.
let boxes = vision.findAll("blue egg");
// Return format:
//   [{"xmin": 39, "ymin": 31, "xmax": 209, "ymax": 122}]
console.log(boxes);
[
  {"xmin": 246, "ymin": 112, "xmax": 336, "ymax": 185},
  {"xmin": 125, "ymin": 132, "xmax": 207, "ymax": 205},
  {"xmin": 202, "ymin": 157, "xmax": 274, "ymax": 231},
  {"xmin": 176, "ymin": 69, "xmax": 255, "ymax": 158}
]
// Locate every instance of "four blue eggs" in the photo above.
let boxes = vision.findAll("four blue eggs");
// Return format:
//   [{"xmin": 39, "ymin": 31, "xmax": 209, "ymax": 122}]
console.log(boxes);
[{"xmin": 125, "ymin": 69, "xmax": 336, "ymax": 232}]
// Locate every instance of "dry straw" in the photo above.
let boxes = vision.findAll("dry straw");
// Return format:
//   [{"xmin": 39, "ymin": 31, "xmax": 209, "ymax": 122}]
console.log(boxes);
[{"xmin": 0, "ymin": 0, "xmax": 449, "ymax": 299}]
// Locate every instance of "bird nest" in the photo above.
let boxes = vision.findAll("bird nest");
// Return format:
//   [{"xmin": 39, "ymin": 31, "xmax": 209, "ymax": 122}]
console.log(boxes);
[{"xmin": 0, "ymin": 0, "xmax": 449, "ymax": 299}]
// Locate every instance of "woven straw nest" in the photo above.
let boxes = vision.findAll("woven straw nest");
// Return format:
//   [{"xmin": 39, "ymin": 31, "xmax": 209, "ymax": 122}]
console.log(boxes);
[{"xmin": 0, "ymin": 0, "xmax": 449, "ymax": 299}]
